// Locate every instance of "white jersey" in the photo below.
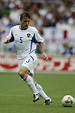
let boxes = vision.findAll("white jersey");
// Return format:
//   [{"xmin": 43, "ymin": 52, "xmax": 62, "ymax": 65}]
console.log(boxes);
[{"xmin": 7, "ymin": 25, "xmax": 44, "ymax": 59}]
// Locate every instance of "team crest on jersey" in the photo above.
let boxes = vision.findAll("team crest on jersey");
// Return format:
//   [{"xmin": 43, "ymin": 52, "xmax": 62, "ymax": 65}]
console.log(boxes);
[{"xmin": 27, "ymin": 33, "xmax": 30, "ymax": 37}]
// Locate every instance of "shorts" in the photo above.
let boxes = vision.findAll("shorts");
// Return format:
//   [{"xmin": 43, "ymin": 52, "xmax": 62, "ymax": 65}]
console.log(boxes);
[{"xmin": 18, "ymin": 53, "xmax": 37, "ymax": 75}]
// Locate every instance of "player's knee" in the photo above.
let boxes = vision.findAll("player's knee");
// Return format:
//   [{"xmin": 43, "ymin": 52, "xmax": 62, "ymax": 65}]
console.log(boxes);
[
  {"xmin": 18, "ymin": 70, "xmax": 24, "ymax": 78},
  {"xmin": 18, "ymin": 66, "xmax": 29, "ymax": 79}
]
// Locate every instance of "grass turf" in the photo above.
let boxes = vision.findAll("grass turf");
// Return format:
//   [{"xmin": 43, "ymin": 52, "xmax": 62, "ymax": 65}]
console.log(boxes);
[{"xmin": 0, "ymin": 72, "xmax": 75, "ymax": 113}]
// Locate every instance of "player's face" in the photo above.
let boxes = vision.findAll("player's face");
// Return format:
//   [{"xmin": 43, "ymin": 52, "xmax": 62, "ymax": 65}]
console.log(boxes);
[{"xmin": 20, "ymin": 17, "xmax": 30, "ymax": 30}]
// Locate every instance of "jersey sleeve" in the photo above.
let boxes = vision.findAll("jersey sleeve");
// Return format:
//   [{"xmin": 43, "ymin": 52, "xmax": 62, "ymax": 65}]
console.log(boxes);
[
  {"xmin": 35, "ymin": 28, "xmax": 44, "ymax": 43},
  {"xmin": 7, "ymin": 27, "xmax": 14, "ymax": 42}
]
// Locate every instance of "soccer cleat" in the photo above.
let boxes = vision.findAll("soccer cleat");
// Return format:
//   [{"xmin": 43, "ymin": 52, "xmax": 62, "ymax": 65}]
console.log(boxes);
[
  {"xmin": 44, "ymin": 98, "xmax": 52, "ymax": 105},
  {"xmin": 33, "ymin": 93, "xmax": 39, "ymax": 102}
]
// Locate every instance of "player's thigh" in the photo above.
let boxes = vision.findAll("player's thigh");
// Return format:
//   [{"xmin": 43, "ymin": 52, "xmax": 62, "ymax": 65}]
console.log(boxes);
[
  {"xmin": 19, "ymin": 66, "xmax": 29, "ymax": 73},
  {"xmin": 18, "ymin": 58, "xmax": 29, "ymax": 76}
]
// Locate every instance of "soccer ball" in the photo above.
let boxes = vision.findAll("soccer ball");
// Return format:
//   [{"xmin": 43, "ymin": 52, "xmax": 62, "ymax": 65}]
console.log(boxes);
[{"xmin": 61, "ymin": 95, "xmax": 74, "ymax": 107}]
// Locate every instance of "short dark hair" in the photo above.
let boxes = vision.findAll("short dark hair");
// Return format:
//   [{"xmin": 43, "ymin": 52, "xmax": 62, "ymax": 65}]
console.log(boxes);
[{"xmin": 20, "ymin": 11, "xmax": 30, "ymax": 20}]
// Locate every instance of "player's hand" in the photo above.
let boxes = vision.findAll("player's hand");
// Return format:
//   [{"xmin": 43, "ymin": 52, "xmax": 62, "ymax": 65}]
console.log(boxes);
[
  {"xmin": 4, "ymin": 38, "xmax": 10, "ymax": 44},
  {"xmin": 42, "ymin": 52, "xmax": 48, "ymax": 60}
]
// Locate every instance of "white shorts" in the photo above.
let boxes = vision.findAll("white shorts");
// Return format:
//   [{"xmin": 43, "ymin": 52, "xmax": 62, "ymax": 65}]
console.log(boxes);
[{"xmin": 18, "ymin": 53, "xmax": 37, "ymax": 75}]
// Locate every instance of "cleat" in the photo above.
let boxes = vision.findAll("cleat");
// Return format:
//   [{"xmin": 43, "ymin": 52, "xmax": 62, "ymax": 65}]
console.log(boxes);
[
  {"xmin": 44, "ymin": 99, "xmax": 52, "ymax": 105},
  {"xmin": 33, "ymin": 93, "xmax": 39, "ymax": 102}
]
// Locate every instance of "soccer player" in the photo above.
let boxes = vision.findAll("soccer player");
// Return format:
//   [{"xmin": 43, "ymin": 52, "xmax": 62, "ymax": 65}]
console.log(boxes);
[{"xmin": 4, "ymin": 11, "xmax": 52, "ymax": 105}]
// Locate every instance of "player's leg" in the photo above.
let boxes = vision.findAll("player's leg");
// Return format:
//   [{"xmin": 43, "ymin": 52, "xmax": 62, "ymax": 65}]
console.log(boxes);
[
  {"xmin": 32, "ymin": 76, "xmax": 52, "ymax": 105},
  {"xmin": 35, "ymin": 82, "xmax": 52, "ymax": 105},
  {"xmin": 18, "ymin": 54, "xmax": 39, "ymax": 102},
  {"xmin": 18, "ymin": 66, "xmax": 39, "ymax": 102}
]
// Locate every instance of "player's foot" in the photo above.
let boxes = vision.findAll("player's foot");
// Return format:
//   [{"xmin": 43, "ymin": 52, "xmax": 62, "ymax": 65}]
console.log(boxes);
[
  {"xmin": 44, "ymin": 98, "xmax": 52, "ymax": 105},
  {"xmin": 33, "ymin": 93, "xmax": 39, "ymax": 102}
]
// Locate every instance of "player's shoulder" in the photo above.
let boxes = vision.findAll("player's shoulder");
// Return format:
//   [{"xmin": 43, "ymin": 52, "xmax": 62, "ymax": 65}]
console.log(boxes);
[
  {"xmin": 28, "ymin": 26, "xmax": 38, "ymax": 32},
  {"xmin": 11, "ymin": 25, "xmax": 19, "ymax": 30}
]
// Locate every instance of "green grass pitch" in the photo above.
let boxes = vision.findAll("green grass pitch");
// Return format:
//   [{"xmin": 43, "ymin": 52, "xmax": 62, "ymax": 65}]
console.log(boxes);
[{"xmin": 0, "ymin": 72, "xmax": 75, "ymax": 113}]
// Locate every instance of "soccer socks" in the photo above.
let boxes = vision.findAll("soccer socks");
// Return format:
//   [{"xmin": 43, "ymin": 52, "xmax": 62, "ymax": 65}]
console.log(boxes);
[
  {"xmin": 24, "ymin": 74, "xmax": 39, "ymax": 94},
  {"xmin": 35, "ymin": 82, "xmax": 50, "ymax": 100},
  {"xmin": 23, "ymin": 74, "xmax": 50, "ymax": 101}
]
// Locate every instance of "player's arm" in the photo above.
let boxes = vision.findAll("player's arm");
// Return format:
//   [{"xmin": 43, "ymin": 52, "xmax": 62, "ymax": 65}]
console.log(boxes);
[
  {"xmin": 4, "ymin": 37, "xmax": 14, "ymax": 44},
  {"xmin": 38, "ymin": 42, "xmax": 48, "ymax": 60},
  {"xmin": 35, "ymin": 28, "xmax": 48, "ymax": 60},
  {"xmin": 4, "ymin": 28, "xmax": 14, "ymax": 44},
  {"xmin": 4, "ymin": 36, "xmax": 14, "ymax": 44},
  {"xmin": 4, "ymin": 38, "xmax": 10, "ymax": 44}
]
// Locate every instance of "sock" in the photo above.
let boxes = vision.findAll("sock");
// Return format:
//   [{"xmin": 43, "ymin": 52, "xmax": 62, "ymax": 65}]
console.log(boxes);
[
  {"xmin": 23, "ymin": 74, "xmax": 39, "ymax": 94},
  {"xmin": 35, "ymin": 82, "xmax": 50, "ymax": 100}
]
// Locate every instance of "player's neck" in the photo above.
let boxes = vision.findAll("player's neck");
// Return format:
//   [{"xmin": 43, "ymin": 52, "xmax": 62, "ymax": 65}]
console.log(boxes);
[{"xmin": 19, "ymin": 25, "xmax": 28, "ymax": 30}]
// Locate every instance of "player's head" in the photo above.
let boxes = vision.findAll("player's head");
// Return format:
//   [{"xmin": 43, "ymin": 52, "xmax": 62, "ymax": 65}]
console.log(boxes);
[
  {"xmin": 20, "ymin": 11, "xmax": 30, "ymax": 21},
  {"xmin": 20, "ymin": 11, "xmax": 30, "ymax": 29}
]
